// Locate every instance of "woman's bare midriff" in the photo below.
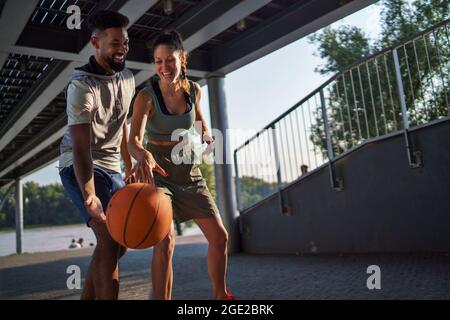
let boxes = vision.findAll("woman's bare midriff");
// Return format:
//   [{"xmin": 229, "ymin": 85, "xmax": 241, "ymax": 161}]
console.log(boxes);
[{"xmin": 148, "ymin": 140, "xmax": 179, "ymax": 147}]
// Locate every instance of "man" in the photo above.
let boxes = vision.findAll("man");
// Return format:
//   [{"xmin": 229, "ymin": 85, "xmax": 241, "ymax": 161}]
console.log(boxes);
[{"xmin": 59, "ymin": 10, "xmax": 134, "ymax": 300}]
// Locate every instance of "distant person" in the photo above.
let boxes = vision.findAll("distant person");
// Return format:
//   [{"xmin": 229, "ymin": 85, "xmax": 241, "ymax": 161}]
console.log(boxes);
[
  {"xmin": 58, "ymin": 10, "xmax": 134, "ymax": 300},
  {"xmin": 69, "ymin": 238, "xmax": 81, "ymax": 249},
  {"xmin": 301, "ymin": 164, "xmax": 308, "ymax": 175}
]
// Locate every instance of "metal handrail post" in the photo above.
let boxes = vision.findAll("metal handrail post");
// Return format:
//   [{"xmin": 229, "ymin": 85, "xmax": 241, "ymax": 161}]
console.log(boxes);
[
  {"xmin": 320, "ymin": 89, "xmax": 343, "ymax": 190},
  {"xmin": 392, "ymin": 48, "xmax": 422, "ymax": 168}
]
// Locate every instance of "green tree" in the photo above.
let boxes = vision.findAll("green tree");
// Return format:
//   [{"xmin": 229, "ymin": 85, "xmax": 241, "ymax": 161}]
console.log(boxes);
[
  {"xmin": 238, "ymin": 176, "xmax": 278, "ymax": 209},
  {"xmin": 308, "ymin": 0, "xmax": 449, "ymax": 155},
  {"xmin": 309, "ymin": 25, "xmax": 373, "ymax": 75},
  {"xmin": 199, "ymin": 155, "xmax": 216, "ymax": 200},
  {"xmin": 0, "ymin": 182, "xmax": 83, "ymax": 229},
  {"xmin": 0, "ymin": 185, "xmax": 15, "ymax": 228}
]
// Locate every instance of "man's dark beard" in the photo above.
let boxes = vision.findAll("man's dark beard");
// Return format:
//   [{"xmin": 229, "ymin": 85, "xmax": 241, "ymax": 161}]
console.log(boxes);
[{"xmin": 105, "ymin": 55, "xmax": 126, "ymax": 72}]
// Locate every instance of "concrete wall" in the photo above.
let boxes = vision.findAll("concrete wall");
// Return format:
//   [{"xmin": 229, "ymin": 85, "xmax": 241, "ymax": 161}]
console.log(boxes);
[{"xmin": 240, "ymin": 118, "xmax": 450, "ymax": 254}]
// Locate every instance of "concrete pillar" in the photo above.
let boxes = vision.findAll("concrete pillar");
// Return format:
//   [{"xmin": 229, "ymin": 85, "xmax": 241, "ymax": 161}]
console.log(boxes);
[
  {"xmin": 15, "ymin": 178, "xmax": 23, "ymax": 254},
  {"xmin": 207, "ymin": 76, "xmax": 240, "ymax": 254}
]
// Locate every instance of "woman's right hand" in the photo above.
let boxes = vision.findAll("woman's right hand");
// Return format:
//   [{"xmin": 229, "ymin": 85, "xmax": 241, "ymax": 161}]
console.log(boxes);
[{"xmin": 127, "ymin": 149, "xmax": 168, "ymax": 186}]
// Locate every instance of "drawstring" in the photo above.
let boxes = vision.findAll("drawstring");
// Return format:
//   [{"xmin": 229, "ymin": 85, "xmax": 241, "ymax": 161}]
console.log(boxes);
[{"xmin": 111, "ymin": 77, "xmax": 121, "ymax": 125}]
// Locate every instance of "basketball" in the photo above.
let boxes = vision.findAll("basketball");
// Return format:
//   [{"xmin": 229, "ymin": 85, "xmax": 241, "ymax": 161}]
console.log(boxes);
[{"xmin": 106, "ymin": 183, "xmax": 173, "ymax": 249}]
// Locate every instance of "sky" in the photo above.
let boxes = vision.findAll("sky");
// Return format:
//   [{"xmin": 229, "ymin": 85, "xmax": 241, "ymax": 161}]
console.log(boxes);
[{"xmin": 23, "ymin": 1, "xmax": 384, "ymax": 186}]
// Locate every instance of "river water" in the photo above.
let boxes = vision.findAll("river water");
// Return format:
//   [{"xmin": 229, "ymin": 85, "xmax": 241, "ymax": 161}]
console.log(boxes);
[{"xmin": 0, "ymin": 223, "xmax": 201, "ymax": 256}]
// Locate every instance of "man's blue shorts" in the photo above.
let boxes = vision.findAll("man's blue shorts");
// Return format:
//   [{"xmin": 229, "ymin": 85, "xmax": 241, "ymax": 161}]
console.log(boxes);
[{"xmin": 59, "ymin": 165, "xmax": 125, "ymax": 225}]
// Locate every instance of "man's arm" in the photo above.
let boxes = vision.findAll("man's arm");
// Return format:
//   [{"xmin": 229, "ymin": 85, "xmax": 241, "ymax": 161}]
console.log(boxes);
[
  {"xmin": 71, "ymin": 124, "xmax": 94, "ymax": 198},
  {"xmin": 70, "ymin": 123, "xmax": 106, "ymax": 223}
]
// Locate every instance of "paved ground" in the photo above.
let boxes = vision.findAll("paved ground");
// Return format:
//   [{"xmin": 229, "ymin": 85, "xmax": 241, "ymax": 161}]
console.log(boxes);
[{"xmin": 1, "ymin": 234, "xmax": 450, "ymax": 300}]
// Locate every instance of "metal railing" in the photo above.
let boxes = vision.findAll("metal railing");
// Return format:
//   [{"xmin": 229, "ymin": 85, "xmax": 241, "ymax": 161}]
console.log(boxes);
[{"xmin": 234, "ymin": 18, "xmax": 450, "ymax": 211}]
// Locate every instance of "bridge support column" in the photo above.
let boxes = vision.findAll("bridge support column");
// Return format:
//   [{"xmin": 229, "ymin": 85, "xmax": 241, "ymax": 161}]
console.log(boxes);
[
  {"xmin": 15, "ymin": 177, "xmax": 23, "ymax": 254},
  {"xmin": 207, "ymin": 76, "xmax": 241, "ymax": 254}
]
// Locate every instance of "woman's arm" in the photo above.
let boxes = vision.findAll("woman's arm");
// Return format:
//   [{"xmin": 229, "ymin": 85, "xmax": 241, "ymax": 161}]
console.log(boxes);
[
  {"xmin": 127, "ymin": 90, "xmax": 167, "ymax": 184},
  {"xmin": 127, "ymin": 90, "xmax": 151, "ymax": 162},
  {"xmin": 193, "ymin": 82, "xmax": 213, "ymax": 144}
]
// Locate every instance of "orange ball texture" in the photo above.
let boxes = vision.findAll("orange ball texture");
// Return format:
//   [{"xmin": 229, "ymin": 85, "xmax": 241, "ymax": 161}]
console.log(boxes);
[{"xmin": 106, "ymin": 183, "xmax": 173, "ymax": 249}]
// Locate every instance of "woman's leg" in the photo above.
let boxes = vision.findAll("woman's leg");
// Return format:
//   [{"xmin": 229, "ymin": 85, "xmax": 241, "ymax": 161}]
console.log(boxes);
[
  {"xmin": 151, "ymin": 222, "xmax": 175, "ymax": 300},
  {"xmin": 194, "ymin": 214, "xmax": 229, "ymax": 300}
]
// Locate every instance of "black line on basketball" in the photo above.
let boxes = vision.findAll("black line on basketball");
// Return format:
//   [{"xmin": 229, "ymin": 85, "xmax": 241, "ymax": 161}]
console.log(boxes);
[
  {"xmin": 136, "ymin": 190, "xmax": 162, "ymax": 248},
  {"xmin": 123, "ymin": 184, "xmax": 146, "ymax": 248}
]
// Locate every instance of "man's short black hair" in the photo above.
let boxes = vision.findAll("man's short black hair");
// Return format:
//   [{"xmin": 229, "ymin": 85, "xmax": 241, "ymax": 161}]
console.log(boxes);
[{"xmin": 87, "ymin": 10, "xmax": 129, "ymax": 34}]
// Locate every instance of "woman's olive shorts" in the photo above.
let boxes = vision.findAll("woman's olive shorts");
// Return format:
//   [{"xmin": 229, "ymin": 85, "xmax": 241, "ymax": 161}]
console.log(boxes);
[{"xmin": 148, "ymin": 143, "xmax": 219, "ymax": 223}]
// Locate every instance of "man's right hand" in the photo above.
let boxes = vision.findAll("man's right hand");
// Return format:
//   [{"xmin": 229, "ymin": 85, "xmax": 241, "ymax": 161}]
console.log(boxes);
[{"xmin": 84, "ymin": 194, "xmax": 106, "ymax": 224}]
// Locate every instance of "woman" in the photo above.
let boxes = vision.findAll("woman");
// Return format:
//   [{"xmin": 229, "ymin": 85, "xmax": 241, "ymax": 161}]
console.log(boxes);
[{"xmin": 127, "ymin": 30, "xmax": 234, "ymax": 300}]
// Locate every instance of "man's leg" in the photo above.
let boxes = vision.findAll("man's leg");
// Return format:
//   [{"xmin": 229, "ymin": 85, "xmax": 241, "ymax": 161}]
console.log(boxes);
[
  {"xmin": 81, "ymin": 263, "xmax": 95, "ymax": 299},
  {"xmin": 80, "ymin": 229, "xmax": 126, "ymax": 300},
  {"xmin": 60, "ymin": 166, "xmax": 126, "ymax": 300},
  {"xmin": 86, "ymin": 168, "xmax": 128, "ymax": 299},
  {"xmin": 87, "ymin": 219, "xmax": 122, "ymax": 300}
]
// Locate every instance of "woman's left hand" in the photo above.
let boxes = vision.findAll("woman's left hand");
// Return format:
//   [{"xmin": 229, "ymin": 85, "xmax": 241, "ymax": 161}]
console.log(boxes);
[{"xmin": 203, "ymin": 131, "xmax": 215, "ymax": 155}]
